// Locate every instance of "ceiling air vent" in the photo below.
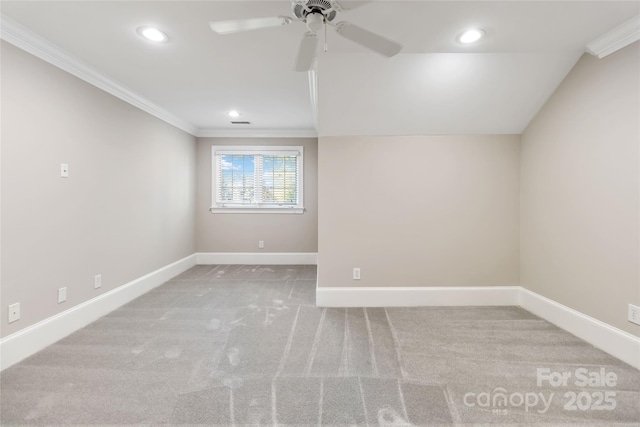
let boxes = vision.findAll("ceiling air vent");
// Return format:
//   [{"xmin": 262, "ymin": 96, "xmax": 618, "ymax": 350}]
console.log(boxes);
[{"xmin": 231, "ymin": 121, "xmax": 251, "ymax": 125}]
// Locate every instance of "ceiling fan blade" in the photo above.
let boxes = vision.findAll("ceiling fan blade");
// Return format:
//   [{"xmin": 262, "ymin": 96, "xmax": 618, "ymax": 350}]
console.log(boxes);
[
  {"xmin": 334, "ymin": 21, "xmax": 403, "ymax": 57},
  {"xmin": 294, "ymin": 32, "xmax": 319, "ymax": 72},
  {"xmin": 209, "ymin": 16, "xmax": 291, "ymax": 35}
]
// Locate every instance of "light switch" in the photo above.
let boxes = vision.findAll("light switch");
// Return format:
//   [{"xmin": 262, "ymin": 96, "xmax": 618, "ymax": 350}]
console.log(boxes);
[{"xmin": 60, "ymin": 163, "xmax": 69, "ymax": 178}]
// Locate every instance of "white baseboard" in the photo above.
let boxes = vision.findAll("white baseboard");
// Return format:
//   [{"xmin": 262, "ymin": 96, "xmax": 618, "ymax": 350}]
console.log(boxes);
[
  {"xmin": 316, "ymin": 286, "xmax": 521, "ymax": 307},
  {"xmin": 519, "ymin": 288, "xmax": 640, "ymax": 370},
  {"xmin": 316, "ymin": 284, "xmax": 639, "ymax": 369},
  {"xmin": 0, "ymin": 254, "xmax": 197, "ymax": 371},
  {"xmin": 196, "ymin": 252, "xmax": 318, "ymax": 265},
  {"xmin": 3, "ymin": 263, "xmax": 638, "ymax": 372}
]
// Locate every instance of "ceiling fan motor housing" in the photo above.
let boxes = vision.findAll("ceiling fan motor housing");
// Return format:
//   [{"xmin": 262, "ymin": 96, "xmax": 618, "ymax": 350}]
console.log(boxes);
[{"xmin": 292, "ymin": 0, "xmax": 337, "ymax": 23}]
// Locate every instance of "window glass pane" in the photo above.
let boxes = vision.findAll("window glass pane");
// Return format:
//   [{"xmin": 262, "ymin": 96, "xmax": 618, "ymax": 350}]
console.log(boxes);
[
  {"xmin": 218, "ymin": 154, "xmax": 256, "ymax": 204},
  {"xmin": 261, "ymin": 155, "xmax": 297, "ymax": 204}
]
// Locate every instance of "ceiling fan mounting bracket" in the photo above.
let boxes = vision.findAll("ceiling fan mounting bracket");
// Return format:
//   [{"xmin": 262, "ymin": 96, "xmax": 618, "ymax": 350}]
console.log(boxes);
[{"xmin": 280, "ymin": 16, "xmax": 293, "ymax": 26}]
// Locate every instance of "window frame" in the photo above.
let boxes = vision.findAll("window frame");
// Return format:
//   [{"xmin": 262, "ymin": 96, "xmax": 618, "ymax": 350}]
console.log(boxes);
[{"xmin": 210, "ymin": 145, "xmax": 305, "ymax": 214}]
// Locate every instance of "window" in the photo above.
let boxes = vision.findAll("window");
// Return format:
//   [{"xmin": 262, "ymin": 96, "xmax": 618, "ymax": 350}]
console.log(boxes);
[{"xmin": 211, "ymin": 145, "xmax": 304, "ymax": 213}]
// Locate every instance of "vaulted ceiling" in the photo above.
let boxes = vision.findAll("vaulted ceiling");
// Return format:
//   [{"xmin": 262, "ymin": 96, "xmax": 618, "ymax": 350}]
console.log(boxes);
[{"xmin": 1, "ymin": 1, "xmax": 638, "ymax": 136}]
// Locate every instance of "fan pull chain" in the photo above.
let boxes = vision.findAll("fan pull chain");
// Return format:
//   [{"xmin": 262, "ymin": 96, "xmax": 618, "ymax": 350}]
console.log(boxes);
[{"xmin": 324, "ymin": 17, "xmax": 328, "ymax": 52}]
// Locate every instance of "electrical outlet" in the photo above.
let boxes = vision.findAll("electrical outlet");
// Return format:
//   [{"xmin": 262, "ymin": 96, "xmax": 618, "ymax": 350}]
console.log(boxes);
[
  {"xmin": 353, "ymin": 268, "xmax": 361, "ymax": 280},
  {"xmin": 258, "ymin": 240, "xmax": 264, "ymax": 249},
  {"xmin": 8, "ymin": 303, "xmax": 20, "ymax": 323},
  {"xmin": 58, "ymin": 287, "xmax": 67, "ymax": 303},
  {"xmin": 629, "ymin": 304, "xmax": 640, "ymax": 326},
  {"xmin": 94, "ymin": 274, "xmax": 102, "ymax": 289}
]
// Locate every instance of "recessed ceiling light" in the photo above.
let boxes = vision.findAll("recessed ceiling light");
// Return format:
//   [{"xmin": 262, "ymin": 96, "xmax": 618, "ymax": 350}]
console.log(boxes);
[
  {"xmin": 137, "ymin": 26, "xmax": 168, "ymax": 42},
  {"xmin": 227, "ymin": 110, "xmax": 241, "ymax": 118},
  {"xmin": 456, "ymin": 29, "xmax": 485, "ymax": 44}
]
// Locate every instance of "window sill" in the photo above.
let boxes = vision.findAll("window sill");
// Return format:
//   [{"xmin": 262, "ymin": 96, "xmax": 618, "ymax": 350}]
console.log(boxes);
[{"xmin": 209, "ymin": 207, "xmax": 305, "ymax": 214}]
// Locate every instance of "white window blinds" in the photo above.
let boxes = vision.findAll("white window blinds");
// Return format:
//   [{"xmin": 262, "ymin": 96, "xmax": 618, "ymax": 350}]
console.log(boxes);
[{"xmin": 211, "ymin": 146, "xmax": 304, "ymax": 212}]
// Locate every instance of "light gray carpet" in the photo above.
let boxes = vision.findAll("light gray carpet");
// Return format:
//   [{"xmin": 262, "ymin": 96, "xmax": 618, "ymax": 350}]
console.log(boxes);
[{"xmin": 1, "ymin": 265, "xmax": 638, "ymax": 425}]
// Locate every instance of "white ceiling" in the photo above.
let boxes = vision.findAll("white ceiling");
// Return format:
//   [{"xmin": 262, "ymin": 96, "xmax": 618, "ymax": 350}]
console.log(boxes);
[
  {"xmin": 1, "ymin": 1, "xmax": 638, "ymax": 136},
  {"xmin": 318, "ymin": 52, "xmax": 582, "ymax": 135}
]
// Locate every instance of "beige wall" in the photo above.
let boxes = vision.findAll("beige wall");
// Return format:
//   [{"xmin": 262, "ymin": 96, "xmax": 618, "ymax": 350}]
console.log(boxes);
[
  {"xmin": 318, "ymin": 135, "xmax": 520, "ymax": 288},
  {"xmin": 0, "ymin": 42, "xmax": 197, "ymax": 338},
  {"xmin": 196, "ymin": 137, "xmax": 318, "ymax": 253},
  {"xmin": 3, "ymin": 29, "xmax": 636, "ymax": 345},
  {"xmin": 521, "ymin": 44, "xmax": 640, "ymax": 336}
]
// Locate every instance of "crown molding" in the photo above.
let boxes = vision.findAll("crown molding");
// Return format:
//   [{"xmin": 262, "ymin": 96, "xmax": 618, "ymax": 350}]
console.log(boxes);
[
  {"xmin": 195, "ymin": 128, "xmax": 318, "ymax": 138},
  {"xmin": 0, "ymin": 15, "xmax": 198, "ymax": 136},
  {"xmin": 586, "ymin": 15, "xmax": 640, "ymax": 59}
]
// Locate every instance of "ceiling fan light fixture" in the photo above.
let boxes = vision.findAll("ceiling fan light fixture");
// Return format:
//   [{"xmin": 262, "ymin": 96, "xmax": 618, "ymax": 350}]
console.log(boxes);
[
  {"xmin": 137, "ymin": 26, "xmax": 168, "ymax": 42},
  {"xmin": 306, "ymin": 12, "xmax": 324, "ymax": 32},
  {"xmin": 456, "ymin": 28, "xmax": 484, "ymax": 44}
]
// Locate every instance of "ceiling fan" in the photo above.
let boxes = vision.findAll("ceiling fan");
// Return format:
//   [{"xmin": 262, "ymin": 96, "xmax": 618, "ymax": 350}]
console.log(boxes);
[{"xmin": 209, "ymin": 0, "xmax": 403, "ymax": 72}]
